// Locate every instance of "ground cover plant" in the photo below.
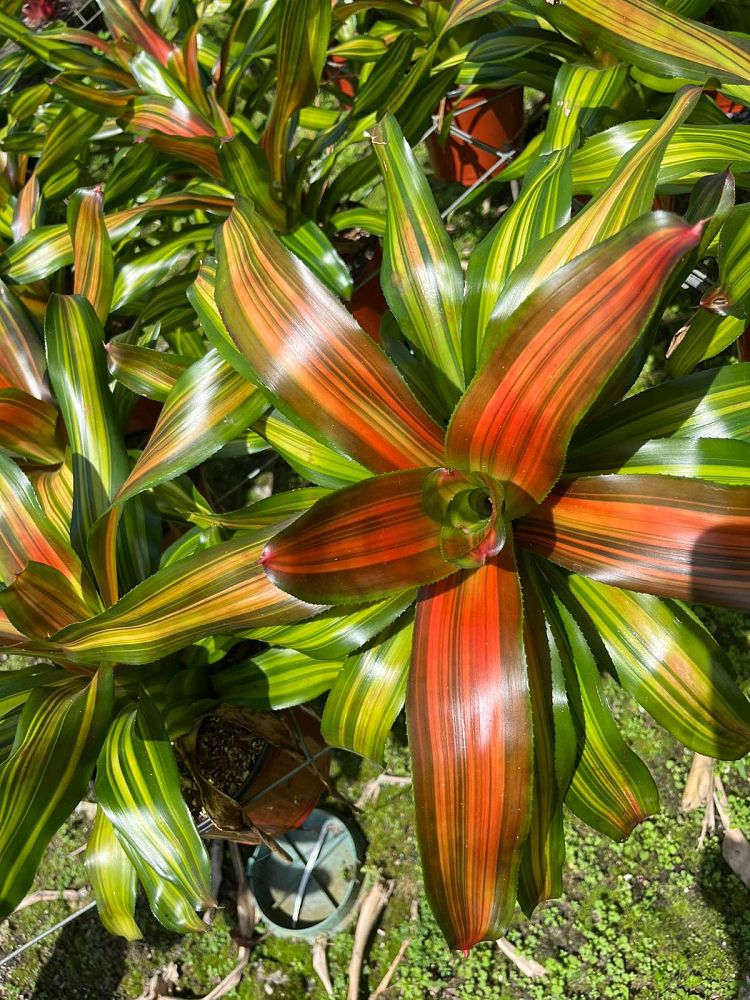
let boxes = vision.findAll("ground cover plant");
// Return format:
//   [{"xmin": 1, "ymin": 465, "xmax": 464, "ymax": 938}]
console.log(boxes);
[{"xmin": 1, "ymin": 0, "xmax": 750, "ymax": 994}]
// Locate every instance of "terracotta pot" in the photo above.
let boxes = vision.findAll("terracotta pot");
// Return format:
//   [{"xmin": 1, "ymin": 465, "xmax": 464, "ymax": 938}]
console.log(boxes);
[
  {"xmin": 324, "ymin": 55, "xmax": 356, "ymax": 103},
  {"xmin": 427, "ymin": 86, "xmax": 525, "ymax": 187},
  {"xmin": 182, "ymin": 705, "xmax": 330, "ymax": 844},
  {"xmin": 240, "ymin": 707, "xmax": 330, "ymax": 838},
  {"xmin": 125, "ymin": 395, "xmax": 162, "ymax": 436},
  {"xmin": 346, "ymin": 243, "xmax": 387, "ymax": 342},
  {"xmin": 714, "ymin": 91, "xmax": 747, "ymax": 118}
]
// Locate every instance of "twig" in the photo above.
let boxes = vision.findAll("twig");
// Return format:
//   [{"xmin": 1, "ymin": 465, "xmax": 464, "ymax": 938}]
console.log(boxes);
[
  {"xmin": 369, "ymin": 900, "xmax": 418, "ymax": 999},
  {"xmin": 15, "ymin": 888, "xmax": 88, "ymax": 912},
  {"xmin": 355, "ymin": 774, "xmax": 411, "ymax": 810},
  {"xmin": 681, "ymin": 753, "xmax": 717, "ymax": 845},
  {"xmin": 313, "ymin": 935, "xmax": 334, "ymax": 996},
  {"xmin": 496, "ymin": 937, "xmax": 547, "ymax": 979},
  {"xmin": 348, "ymin": 879, "xmax": 395, "ymax": 1000},
  {"xmin": 195, "ymin": 844, "xmax": 257, "ymax": 1000},
  {"xmin": 137, "ymin": 963, "xmax": 179, "ymax": 1000}
]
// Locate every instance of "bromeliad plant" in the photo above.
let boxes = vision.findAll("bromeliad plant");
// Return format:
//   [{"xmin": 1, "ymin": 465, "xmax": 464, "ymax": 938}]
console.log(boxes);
[{"xmin": 210, "ymin": 105, "xmax": 750, "ymax": 951}]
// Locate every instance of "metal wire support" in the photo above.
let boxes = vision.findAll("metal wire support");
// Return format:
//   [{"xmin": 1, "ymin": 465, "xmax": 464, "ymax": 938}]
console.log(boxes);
[{"xmin": 0, "ymin": 899, "xmax": 97, "ymax": 967}]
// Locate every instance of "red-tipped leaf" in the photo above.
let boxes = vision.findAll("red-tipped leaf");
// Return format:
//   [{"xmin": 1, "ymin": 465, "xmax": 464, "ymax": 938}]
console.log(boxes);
[
  {"xmin": 446, "ymin": 215, "xmax": 703, "ymax": 518},
  {"xmin": 215, "ymin": 200, "xmax": 445, "ymax": 474},
  {"xmin": 516, "ymin": 475, "xmax": 750, "ymax": 611},
  {"xmin": 263, "ymin": 470, "xmax": 466, "ymax": 604},
  {"xmin": 407, "ymin": 539, "xmax": 532, "ymax": 951}
]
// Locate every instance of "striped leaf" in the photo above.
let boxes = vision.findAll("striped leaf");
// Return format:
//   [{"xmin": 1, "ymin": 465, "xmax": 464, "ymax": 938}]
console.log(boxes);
[
  {"xmin": 106, "ymin": 341, "xmax": 190, "ymax": 402},
  {"xmin": 29, "ymin": 456, "xmax": 74, "ymax": 539},
  {"xmin": 564, "ymin": 437, "xmax": 750, "ymax": 484},
  {"xmin": 462, "ymin": 145, "xmax": 572, "ymax": 376},
  {"xmin": 541, "ymin": 62, "xmax": 630, "ymax": 155},
  {"xmin": 516, "ymin": 475, "xmax": 750, "ymax": 612},
  {"xmin": 408, "ymin": 541, "xmax": 532, "ymax": 951},
  {"xmin": 571, "ymin": 121, "xmax": 750, "ymax": 193},
  {"xmin": 0, "ymin": 388, "xmax": 62, "ymax": 465},
  {"xmin": 0, "ymin": 560, "xmax": 98, "ymax": 638},
  {"xmin": 94, "ymin": 692, "xmax": 212, "ymax": 932},
  {"xmin": 248, "ymin": 589, "xmax": 416, "ymax": 661},
  {"xmin": 51, "ymin": 76, "xmax": 136, "ymax": 116},
  {"xmin": 571, "ymin": 365, "xmax": 750, "ymax": 452},
  {"xmin": 111, "ymin": 227, "xmax": 213, "ymax": 312},
  {"xmin": 2, "ymin": 196, "xmax": 231, "ymax": 284},
  {"xmin": 446, "ymin": 215, "xmax": 702, "ymax": 518},
  {"xmin": 263, "ymin": 470, "xmax": 467, "ymax": 605},
  {"xmin": 443, "ymin": 0, "xmax": 511, "ymax": 32},
  {"xmin": 516, "ymin": 557, "xmax": 577, "ymax": 913},
  {"xmin": 51, "ymin": 530, "xmax": 323, "ymax": 665},
  {"xmin": 322, "ymin": 613, "xmax": 413, "ymax": 763},
  {"xmin": 0, "ymin": 277, "xmax": 48, "ymax": 400},
  {"xmin": 115, "ymin": 350, "xmax": 269, "ymax": 504},
  {"xmin": 85, "ymin": 807, "xmax": 141, "ymax": 941},
  {"xmin": 213, "ymin": 648, "xmax": 344, "ymax": 710},
  {"xmin": 0, "ymin": 665, "xmax": 113, "ymax": 918},
  {"xmin": 563, "ymin": 573, "xmax": 750, "ymax": 759},
  {"xmin": 530, "ymin": 0, "xmax": 750, "ymax": 85},
  {"xmin": 370, "ymin": 113, "xmax": 464, "ymax": 412},
  {"xmin": 261, "ymin": 0, "xmax": 331, "ymax": 195},
  {"xmin": 0, "ymin": 664, "xmax": 66, "ymax": 718},
  {"xmin": 541, "ymin": 581, "xmax": 659, "ymax": 841},
  {"xmin": 0, "ymin": 451, "xmax": 93, "ymax": 600},
  {"xmin": 36, "ymin": 105, "xmax": 102, "ymax": 182},
  {"xmin": 68, "ymin": 187, "xmax": 113, "ymax": 324},
  {"xmin": 254, "ymin": 409, "xmax": 370, "ymax": 490},
  {"xmin": 215, "ymin": 199, "xmax": 445, "ymax": 473},
  {"xmin": 44, "ymin": 294, "xmax": 128, "ymax": 558},
  {"xmin": 97, "ymin": 0, "xmax": 174, "ymax": 66},
  {"xmin": 490, "ymin": 86, "xmax": 701, "ymax": 331}
]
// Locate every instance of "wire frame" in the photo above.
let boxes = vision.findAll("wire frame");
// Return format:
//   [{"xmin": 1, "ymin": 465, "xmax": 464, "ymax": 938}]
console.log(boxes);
[{"xmin": 66, "ymin": 0, "xmax": 101, "ymax": 28}]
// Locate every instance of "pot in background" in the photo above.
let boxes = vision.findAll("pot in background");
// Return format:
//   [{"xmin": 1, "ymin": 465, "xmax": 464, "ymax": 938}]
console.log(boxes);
[
  {"xmin": 346, "ymin": 241, "xmax": 387, "ymax": 342},
  {"xmin": 427, "ymin": 86, "xmax": 525, "ymax": 187}
]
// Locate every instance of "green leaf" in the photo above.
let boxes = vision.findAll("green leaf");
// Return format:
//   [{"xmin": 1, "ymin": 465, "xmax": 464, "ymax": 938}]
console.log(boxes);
[
  {"xmin": 111, "ymin": 227, "xmax": 213, "ymax": 312},
  {"xmin": 85, "ymin": 807, "xmax": 141, "ymax": 941},
  {"xmin": 563, "ymin": 573, "xmax": 750, "ymax": 759},
  {"xmin": 68, "ymin": 187, "xmax": 114, "ymax": 324},
  {"xmin": 254, "ymin": 409, "xmax": 369, "ymax": 490},
  {"xmin": 370, "ymin": 113, "xmax": 464, "ymax": 413},
  {"xmin": 106, "ymin": 340, "xmax": 190, "ymax": 402},
  {"xmin": 261, "ymin": 0, "xmax": 331, "ymax": 196},
  {"xmin": 490, "ymin": 86, "xmax": 701, "ymax": 333},
  {"xmin": 51, "ymin": 530, "xmax": 322, "ymax": 665},
  {"xmin": 517, "ymin": 556, "xmax": 577, "ymax": 913},
  {"xmin": 571, "ymin": 365, "xmax": 750, "ymax": 453},
  {"xmin": 527, "ymin": 0, "xmax": 750, "ymax": 85},
  {"xmin": 564, "ymin": 436, "xmax": 750, "ymax": 484},
  {"xmin": 322, "ymin": 613, "xmax": 413, "ymax": 763},
  {"xmin": 95, "ymin": 692, "xmax": 212, "ymax": 932},
  {"xmin": 541, "ymin": 580, "xmax": 659, "ymax": 841},
  {"xmin": 115, "ymin": 350, "xmax": 269, "ymax": 504},
  {"xmin": 0, "ymin": 666, "xmax": 113, "ymax": 917},
  {"xmin": 462, "ymin": 145, "xmax": 572, "ymax": 376},
  {"xmin": 213, "ymin": 647, "xmax": 343, "ymax": 710},
  {"xmin": 247, "ymin": 589, "xmax": 416, "ymax": 661},
  {"xmin": 280, "ymin": 220, "xmax": 352, "ymax": 299}
]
